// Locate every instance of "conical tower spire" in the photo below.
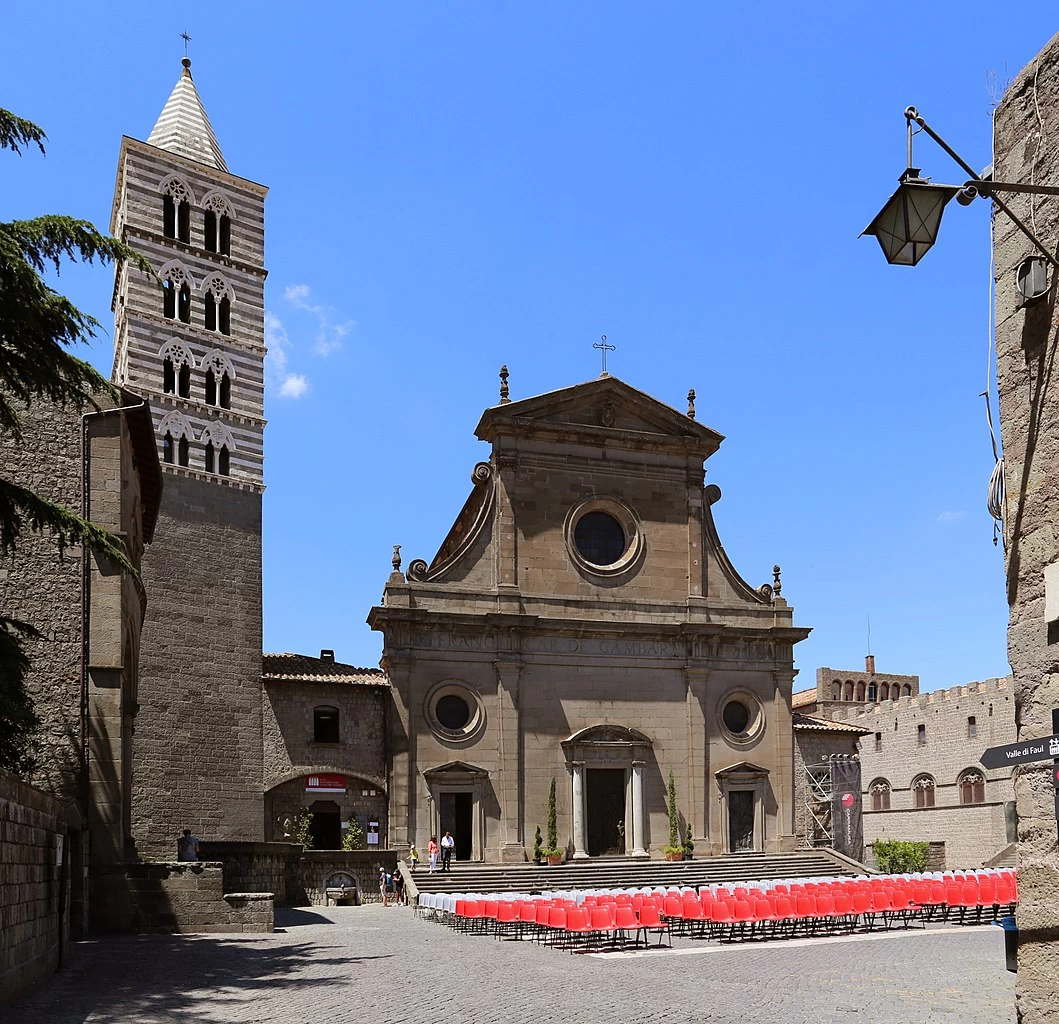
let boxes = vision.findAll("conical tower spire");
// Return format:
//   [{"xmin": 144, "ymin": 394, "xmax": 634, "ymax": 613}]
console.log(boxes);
[{"xmin": 147, "ymin": 58, "xmax": 227, "ymax": 172}]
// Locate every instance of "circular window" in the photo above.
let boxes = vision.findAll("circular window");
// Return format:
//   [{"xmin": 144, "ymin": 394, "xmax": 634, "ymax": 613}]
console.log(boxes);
[
  {"xmin": 425, "ymin": 682, "xmax": 485, "ymax": 743},
  {"xmin": 435, "ymin": 694, "xmax": 471, "ymax": 731},
  {"xmin": 717, "ymin": 691, "xmax": 765, "ymax": 745},
  {"xmin": 574, "ymin": 511, "xmax": 626, "ymax": 566},
  {"xmin": 722, "ymin": 700, "xmax": 750, "ymax": 734},
  {"xmin": 565, "ymin": 498, "xmax": 644, "ymax": 577}
]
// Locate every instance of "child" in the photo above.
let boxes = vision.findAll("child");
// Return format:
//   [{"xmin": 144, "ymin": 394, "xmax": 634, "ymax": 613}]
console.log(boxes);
[{"xmin": 409, "ymin": 842, "xmax": 420, "ymax": 872}]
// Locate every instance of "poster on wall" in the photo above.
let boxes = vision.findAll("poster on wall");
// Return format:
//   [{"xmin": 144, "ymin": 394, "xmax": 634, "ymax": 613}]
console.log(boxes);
[
  {"xmin": 305, "ymin": 773, "xmax": 347, "ymax": 793},
  {"xmin": 830, "ymin": 758, "xmax": 864, "ymax": 862},
  {"xmin": 367, "ymin": 821, "xmax": 379, "ymax": 845}
]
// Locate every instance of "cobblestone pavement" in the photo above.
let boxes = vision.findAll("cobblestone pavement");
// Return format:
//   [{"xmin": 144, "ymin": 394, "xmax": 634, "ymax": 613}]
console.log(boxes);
[{"xmin": 6, "ymin": 905, "xmax": 1015, "ymax": 1024}]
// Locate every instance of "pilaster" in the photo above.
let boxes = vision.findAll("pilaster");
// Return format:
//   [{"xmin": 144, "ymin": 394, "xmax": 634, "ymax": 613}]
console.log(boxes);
[
  {"xmin": 684, "ymin": 661, "xmax": 710, "ymax": 849},
  {"xmin": 494, "ymin": 656, "xmax": 524, "ymax": 860}
]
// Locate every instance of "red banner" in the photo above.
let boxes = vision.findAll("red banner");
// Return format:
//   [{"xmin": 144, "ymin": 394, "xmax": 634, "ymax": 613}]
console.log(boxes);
[{"xmin": 306, "ymin": 773, "xmax": 346, "ymax": 793}]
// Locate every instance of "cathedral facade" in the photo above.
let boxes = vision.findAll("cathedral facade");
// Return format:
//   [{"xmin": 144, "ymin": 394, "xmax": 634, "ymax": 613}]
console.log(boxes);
[{"xmin": 369, "ymin": 375, "xmax": 810, "ymax": 862}]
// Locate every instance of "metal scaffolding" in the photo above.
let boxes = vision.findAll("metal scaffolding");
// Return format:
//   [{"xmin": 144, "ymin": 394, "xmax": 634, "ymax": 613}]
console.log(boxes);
[{"xmin": 803, "ymin": 760, "xmax": 836, "ymax": 848}]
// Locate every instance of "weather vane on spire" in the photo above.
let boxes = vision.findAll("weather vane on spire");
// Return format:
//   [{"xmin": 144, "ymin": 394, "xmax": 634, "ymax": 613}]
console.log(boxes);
[
  {"xmin": 180, "ymin": 31, "xmax": 192, "ymax": 59},
  {"xmin": 593, "ymin": 334, "xmax": 615, "ymax": 377}
]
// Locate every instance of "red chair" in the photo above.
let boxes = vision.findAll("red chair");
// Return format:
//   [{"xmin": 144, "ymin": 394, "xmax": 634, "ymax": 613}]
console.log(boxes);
[
  {"xmin": 494, "ymin": 901, "xmax": 519, "ymax": 940},
  {"xmin": 681, "ymin": 897, "xmax": 708, "ymax": 939},
  {"xmin": 813, "ymin": 893, "xmax": 837, "ymax": 935},
  {"xmin": 545, "ymin": 906, "xmax": 567, "ymax": 945},
  {"xmin": 730, "ymin": 899, "xmax": 756, "ymax": 942},
  {"xmin": 794, "ymin": 894, "xmax": 818, "ymax": 936},
  {"xmin": 709, "ymin": 898, "xmax": 733, "ymax": 941},
  {"xmin": 868, "ymin": 890, "xmax": 893, "ymax": 931},
  {"xmin": 518, "ymin": 900, "xmax": 538, "ymax": 940},
  {"xmin": 663, "ymin": 896, "xmax": 685, "ymax": 933},
  {"xmin": 636, "ymin": 902, "xmax": 671, "ymax": 947},
  {"xmin": 590, "ymin": 905, "xmax": 619, "ymax": 950},
  {"xmin": 562, "ymin": 907, "xmax": 594, "ymax": 953},
  {"xmin": 613, "ymin": 904, "xmax": 640, "ymax": 948}
]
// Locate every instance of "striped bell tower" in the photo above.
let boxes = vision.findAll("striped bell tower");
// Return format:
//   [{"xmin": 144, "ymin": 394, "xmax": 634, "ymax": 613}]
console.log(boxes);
[{"xmin": 110, "ymin": 57, "xmax": 267, "ymax": 855}]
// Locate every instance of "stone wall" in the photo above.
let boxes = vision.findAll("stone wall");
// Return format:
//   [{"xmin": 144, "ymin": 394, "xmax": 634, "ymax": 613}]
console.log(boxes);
[
  {"xmin": 93, "ymin": 861, "xmax": 272, "ymax": 933},
  {"xmin": 299, "ymin": 850, "xmax": 398, "ymax": 905},
  {"xmin": 132, "ymin": 472, "xmax": 264, "ymax": 857},
  {"xmin": 994, "ymin": 33, "xmax": 1059, "ymax": 1019},
  {"xmin": 831, "ymin": 677, "xmax": 1016, "ymax": 867},
  {"xmin": 198, "ymin": 841, "xmax": 303, "ymax": 905},
  {"xmin": 0, "ymin": 770, "xmax": 79, "ymax": 1003}
]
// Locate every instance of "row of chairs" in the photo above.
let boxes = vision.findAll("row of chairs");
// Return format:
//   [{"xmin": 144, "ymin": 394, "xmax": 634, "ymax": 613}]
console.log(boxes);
[{"xmin": 418, "ymin": 869, "xmax": 1018, "ymax": 954}]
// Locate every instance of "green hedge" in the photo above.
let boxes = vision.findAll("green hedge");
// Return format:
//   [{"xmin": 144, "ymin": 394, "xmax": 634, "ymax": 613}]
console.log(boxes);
[{"xmin": 872, "ymin": 840, "xmax": 930, "ymax": 873}]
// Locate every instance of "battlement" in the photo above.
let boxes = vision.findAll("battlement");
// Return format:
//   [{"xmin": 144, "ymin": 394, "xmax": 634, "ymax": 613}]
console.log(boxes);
[{"xmin": 829, "ymin": 676, "xmax": 1012, "ymax": 723}]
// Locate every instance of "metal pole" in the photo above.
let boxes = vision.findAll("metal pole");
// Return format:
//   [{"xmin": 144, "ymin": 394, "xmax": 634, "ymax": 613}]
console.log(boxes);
[{"xmin": 1053, "ymin": 707, "xmax": 1059, "ymax": 845}]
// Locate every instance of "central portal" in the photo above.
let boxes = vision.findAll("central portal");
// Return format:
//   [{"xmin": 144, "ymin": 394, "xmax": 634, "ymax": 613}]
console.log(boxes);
[
  {"xmin": 586, "ymin": 768, "xmax": 626, "ymax": 856},
  {"xmin": 438, "ymin": 791, "xmax": 473, "ymax": 860}
]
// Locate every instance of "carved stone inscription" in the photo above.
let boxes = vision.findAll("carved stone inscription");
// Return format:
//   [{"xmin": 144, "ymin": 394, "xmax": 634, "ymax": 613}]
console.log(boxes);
[{"xmin": 407, "ymin": 631, "xmax": 684, "ymax": 659}]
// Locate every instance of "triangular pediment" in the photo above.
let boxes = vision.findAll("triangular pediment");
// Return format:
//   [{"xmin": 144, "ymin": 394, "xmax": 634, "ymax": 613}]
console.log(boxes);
[
  {"xmin": 475, "ymin": 376, "xmax": 723, "ymax": 454},
  {"xmin": 422, "ymin": 760, "xmax": 489, "ymax": 777},
  {"xmin": 715, "ymin": 761, "xmax": 770, "ymax": 777}
]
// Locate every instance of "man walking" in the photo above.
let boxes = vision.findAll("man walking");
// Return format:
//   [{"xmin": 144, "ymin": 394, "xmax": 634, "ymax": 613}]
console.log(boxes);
[{"xmin": 440, "ymin": 831, "xmax": 455, "ymax": 871}]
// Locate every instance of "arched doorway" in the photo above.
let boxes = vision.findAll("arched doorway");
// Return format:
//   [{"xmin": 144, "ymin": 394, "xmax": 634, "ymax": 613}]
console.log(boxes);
[{"xmin": 562, "ymin": 725, "xmax": 652, "ymax": 859}]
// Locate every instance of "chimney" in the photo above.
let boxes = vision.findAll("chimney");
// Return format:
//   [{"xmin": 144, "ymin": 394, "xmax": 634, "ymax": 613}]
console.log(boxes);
[
  {"xmin": 865, "ymin": 654, "xmax": 875, "ymax": 675},
  {"xmin": 320, "ymin": 649, "xmax": 335, "ymax": 663}
]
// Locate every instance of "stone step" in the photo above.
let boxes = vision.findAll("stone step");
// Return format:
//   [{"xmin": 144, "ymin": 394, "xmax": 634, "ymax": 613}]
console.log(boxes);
[{"xmin": 409, "ymin": 851, "xmax": 855, "ymax": 894}]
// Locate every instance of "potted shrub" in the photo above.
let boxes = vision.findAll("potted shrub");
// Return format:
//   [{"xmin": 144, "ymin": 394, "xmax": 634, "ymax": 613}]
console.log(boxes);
[
  {"xmin": 542, "ymin": 778, "xmax": 564, "ymax": 865},
  {"xmin": 533, "ymin": 825, "xmax": 543, "ymax": 865},
  {"xmin": 683, "ymin": 821, "xmax": 694, "ymax": 860},
  {"xmin": 663, "ymin": 769, "xmax": 684, "ymax": 861}
]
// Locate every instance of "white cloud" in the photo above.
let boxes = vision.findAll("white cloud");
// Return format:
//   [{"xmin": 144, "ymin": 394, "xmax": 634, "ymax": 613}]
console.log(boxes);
[
  {"xmin": 284, "ymin": 282, "xmax": 356, "ymax": 356},
  {"xmin": 936, "ymin": 510, "xmax": 966, "ymax": 524},
  {"xmin": 279, "ymin": 374, "xmax": 308, "ymax": 399},
  {"xmin": 265, "ymin": 311, "xmax": 310, "ymax": 400}
]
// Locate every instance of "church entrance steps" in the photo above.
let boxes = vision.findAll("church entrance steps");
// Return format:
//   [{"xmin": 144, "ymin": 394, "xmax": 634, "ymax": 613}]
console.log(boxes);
[{"xmin": 409, "ymin": 850, "xmax": 855, "ymax": 894}]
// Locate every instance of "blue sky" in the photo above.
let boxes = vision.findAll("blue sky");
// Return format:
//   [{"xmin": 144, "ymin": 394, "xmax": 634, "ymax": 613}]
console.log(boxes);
[{"xmin": 5, "ymin": 4, "xmax": 1053, "ymax": 690}]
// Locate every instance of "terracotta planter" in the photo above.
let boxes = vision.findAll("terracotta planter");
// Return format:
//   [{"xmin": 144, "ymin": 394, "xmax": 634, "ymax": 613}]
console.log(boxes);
[
  {"xmin": 546, "ymin": 853, "xmax": 564, "ymax": 866},
  {"xmin": 665, "ymin": 852, "xmax": 684, "ymax": 862}
]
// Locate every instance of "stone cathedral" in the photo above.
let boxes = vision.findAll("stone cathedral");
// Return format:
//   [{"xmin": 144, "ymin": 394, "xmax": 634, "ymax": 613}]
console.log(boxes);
[
  {"xmin": 369, "ymin": 375, "xmax": 810, "ymax": 862},
  {"xmin": 110, "ymin": 58, "xmax": 267, "ymax": 857}
]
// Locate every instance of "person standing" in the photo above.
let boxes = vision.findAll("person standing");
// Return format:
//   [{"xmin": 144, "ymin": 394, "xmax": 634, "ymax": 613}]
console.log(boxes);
[
  {"xmin": 428, "ymin": 835, "xmax": 439, "ymax": 873},
  {"xmin": 408, "ymin": 842, "xmax": 420, "ymax": 872},
  {"xmin": 378, "ymin": 866, "xmax": 389, "ymax": 907},
  {"xmin": 177, "ymin": 828, "xmax": 200, "ymax": 862},
  {"xmin": 440, "ymin": 831, "xmax": 455, "ymax": 871}
]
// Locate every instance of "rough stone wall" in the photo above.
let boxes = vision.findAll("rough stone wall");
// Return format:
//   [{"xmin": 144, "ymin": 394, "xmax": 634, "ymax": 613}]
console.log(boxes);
[
  {"xmin": 298, "ymin": 850, "xmax": 397, "ymax": 906},
  {"xmin": 994, "ymin": 32, "xmax": 1059, "ymax": 1019},
  {"xmin": 197, "ymin": 841, "xmax": 302, "ymax": 904},
  {"xmin": 94, "ymin": 861, "xmax": 272, "ymax": 933},
  {"xmin": 131, "ymin": 472, "xmax": 263, "ymax": 856},
  {"xmin": 262, "ymin": 680, "xmax": 388, "ymax": 790},
  {"xmin": 0, "ymin": 400, "xmax": 83, "ymax": 803},
  {"xmin": 831, "ymin": 678, "xmax": 1016, "ymax": 868},
  {"xmin": 0, "ymin": 770, "xmax": 76, "ymax": 1002}
]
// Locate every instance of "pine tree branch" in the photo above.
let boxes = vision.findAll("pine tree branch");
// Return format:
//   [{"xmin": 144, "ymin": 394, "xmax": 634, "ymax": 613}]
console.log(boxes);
[
  {"xmin": 0, "ymin": 109, "xmax": 46, "ymax": 156},
  {"xmin": 0, "ymin": 479, "xmax": 135, "ymax": 574}
]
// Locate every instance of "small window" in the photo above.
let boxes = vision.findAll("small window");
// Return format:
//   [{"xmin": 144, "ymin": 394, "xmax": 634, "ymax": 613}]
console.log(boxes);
[
  {"xmin": 177, "ymin": 201, "xmax": 190, "ymax": 243},
  {"xmin": 573, "ymin": 511, "xmax": 625, "ymax": 566},
  {"xmin": 874, "ymin": 732, "xmax": 882, "ymax": 752},
  {"xmin": 219, "ymin": 296, "xmax": 231, "ymax": 335},
  {"xmin": 204, "ymin": 441, "xmax": 215, "ymax": 473},
  {"xmin": 178, "ymin": 363, "xmax": 191, "ymax": 400},
  {"xmin": 205, "ymin": 293, "xmax": 217, "ymax": 332},
  {"xmin": 867, "ymin": 682, "xmax": 877, "ymax": 703},
  {"xmin": 912, "ymin": 775, "xmax": 936, "ymax": 808},
  {"xmin": 219, "ymin": 444, "xmax": 230, "ymax": 476},
  {"xmin": 205, "ymin": 368, "xmax": 217, "ymax": 406},
  {"xmin": 163, "ymin": 194, "xmax": 176, "ymax": 238},
  {"xmin": 178, "ymin": 283, "xmax": 191, "ymax": 324},
  {"xmin": 219, "ymin": 214, "xmax": 231, "ymax": 256},
  {"xmin": 177, "ymin": 435, "xmax": 189, "ymax": 467},
  {"xmin": 162, "ymin": 431, "xmax": 174, "ymax": 464},
  {"xmin": 967, "ymin": 715, "xmax": 977, "ymax": 738},
  {"xmin": 959, "ymin": 770, "xmax": 985, "ymax": 805},
  {"xmin": 163, "ymin": 280, "xmax": 176, "ymax": 319},
  {"xmin": 917, "ymin": 723, "xmax": 926, "ymax": 746},
  {"xmin": 314, "ymin": 706, "xmax": 340, "ymax": 744},
  {"xmin": 204, "ymin": 209, "xmax": 217, "ymax": 252},
  {"xmin": 163, "ymin": 357, "xmax": 175, "ymax": 394},
  {"xmin": 220, "ymin": 371, "xmax": 231, "ymax": 409}
]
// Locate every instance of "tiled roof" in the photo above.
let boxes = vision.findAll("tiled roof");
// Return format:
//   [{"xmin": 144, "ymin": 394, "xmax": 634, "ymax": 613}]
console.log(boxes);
[
  {"xmin": 792, "ymin": 713, "xmax": 871, "ymax": 735},
  {"xmin": 792, "ymin": 689, "xmax": 818, "ymax": 709},
  {"xmin": 147, "ymin": 60, "xmax": 227, "ymax": 171},
  {"xmin": 262, "ymin": 653, "xmax": 388, "ymax": 686}
]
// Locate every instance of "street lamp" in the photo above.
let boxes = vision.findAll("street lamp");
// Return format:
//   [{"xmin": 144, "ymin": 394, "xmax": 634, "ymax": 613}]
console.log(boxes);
[{"xmin": 862, "ymin": 106, "xmax": 1059, "ymax": 270}]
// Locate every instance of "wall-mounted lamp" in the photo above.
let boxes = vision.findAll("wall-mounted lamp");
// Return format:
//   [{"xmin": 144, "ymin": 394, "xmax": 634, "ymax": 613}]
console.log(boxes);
[{"xmin": 862, "ymin": 107, "xmax": 1059, "ymax": 271}]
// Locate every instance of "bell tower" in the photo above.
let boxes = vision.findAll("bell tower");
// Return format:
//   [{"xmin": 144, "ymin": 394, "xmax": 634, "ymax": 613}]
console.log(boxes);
[{"xmin": 110, "ymin": 58, "xmax": 267, "ymax": 855}]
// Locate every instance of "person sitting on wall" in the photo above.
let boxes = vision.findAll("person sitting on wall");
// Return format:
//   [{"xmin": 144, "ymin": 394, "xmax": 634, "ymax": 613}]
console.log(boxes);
[{"xmin": 177, "ymin": 829, "xmax": 200, "ymax": 862}]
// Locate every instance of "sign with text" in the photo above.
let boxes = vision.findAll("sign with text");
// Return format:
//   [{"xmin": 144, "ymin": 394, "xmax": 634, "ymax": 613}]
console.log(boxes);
[
  {"xmin": 979, "ymin": 735, "xmax": 1059, "ymax": 770},
  {"xmin": 306, "ymin": 773, "xmax": 346, "ymax": 793}
]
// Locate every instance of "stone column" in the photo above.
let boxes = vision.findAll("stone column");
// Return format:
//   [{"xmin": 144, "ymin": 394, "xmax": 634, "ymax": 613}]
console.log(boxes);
[
  {"xmin": 495, "ymin": 656, "xmax": 524, "ymax": 862},
  {"xmin": 630, "ymin": 760, "xmax": 647, "ymax": 858},
  {"xmin": 571, "ymin": 762, "xmax": 588, "ymax": 859}
]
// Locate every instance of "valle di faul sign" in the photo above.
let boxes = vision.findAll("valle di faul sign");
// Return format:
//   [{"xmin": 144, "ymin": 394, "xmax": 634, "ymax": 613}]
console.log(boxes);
[{"xmin": 979, "ymin": 735, "xmax": 1059, "ymax": 770}]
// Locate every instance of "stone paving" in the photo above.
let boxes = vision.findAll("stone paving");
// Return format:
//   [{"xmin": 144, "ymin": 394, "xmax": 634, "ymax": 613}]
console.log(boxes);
[{"xmin": 6, "ymin": 905, "xmax": 1015, "ymax": 1024}]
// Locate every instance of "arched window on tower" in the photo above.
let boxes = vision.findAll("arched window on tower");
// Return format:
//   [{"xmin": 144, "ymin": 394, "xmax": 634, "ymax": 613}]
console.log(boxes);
[
  {"xmin": 201, "ymin": 419, "xmax": 235, "ymax": 479},
  {"xmin": 205, "ymin": 367, "xmax": 217, "ymax": 406},
  {"xmin": 160, "ymin": 263, "xmax": 194, "ymax": 325},
  {"xmin": 159, "ymin": 340, "xmax": 195, "ymax": 402},
  {"xmin": 162, "ymin": 432, "xmax": 174, "ymax": 464},
  {"xmin": 160, "ymin": 175, "xmax": 193, "ymax": 244},
  {"xmin": 202, "ymin": 275, "xmax": 233, "ymax": 336},
  {"xmin": 201, "ymin": 352, "xmax": 235, "ymax": 410},
  {"xmin": 202, "ymin": 192, "xmax": 234, "ymax": 256},
  {"xmin": 163, "ymin": 357, "xmax": 175, "ymax": 394},
  {"xmin": 204, "ymin": 441, "xmax": 215, "ymax": 474},
  {"xmin": 159, "ymin": 410, "xmax": 194, "ymax": 471}
]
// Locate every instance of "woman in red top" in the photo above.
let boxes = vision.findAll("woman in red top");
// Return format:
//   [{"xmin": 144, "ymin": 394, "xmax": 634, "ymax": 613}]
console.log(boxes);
[{"xmin": 428, "ymin": 835, "xmax": 439, "ymax": 873}]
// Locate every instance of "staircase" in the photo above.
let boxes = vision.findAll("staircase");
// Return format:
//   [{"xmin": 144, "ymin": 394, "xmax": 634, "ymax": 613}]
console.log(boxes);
[{"xmin": 409, "ymin": 850, "xmax": 858, "ymax": 895}]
